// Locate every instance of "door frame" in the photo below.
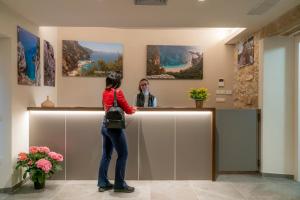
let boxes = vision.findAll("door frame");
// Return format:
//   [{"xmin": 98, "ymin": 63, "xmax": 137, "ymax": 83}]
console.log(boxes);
[{"xmin": 295, "ymin": 35, "xmax": 300, "ymax": 181}]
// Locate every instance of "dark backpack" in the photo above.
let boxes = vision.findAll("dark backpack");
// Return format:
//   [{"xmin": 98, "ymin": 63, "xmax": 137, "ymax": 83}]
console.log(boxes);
[{"xmin": 105, "ymin": 89, "xmax": 125, "ymax": 129}]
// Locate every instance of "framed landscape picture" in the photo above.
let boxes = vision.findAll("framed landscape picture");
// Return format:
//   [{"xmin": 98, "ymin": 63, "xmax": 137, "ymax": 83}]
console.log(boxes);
[
  {"xmin": 44, "ymin": 40, "xmax": 55, "ymax": 87},
  {"xmin": 237, "ymin": 36, "xmax": 254, "ymax": 67},
  {"xmin": 17, "ymin": 26, "xmax": 40, "ymax": 86},
  {"xmin": 62, "ymin": 40, "xmax": 123, "ymax": 77},
  {"xmin": 146, "ymin": 45, "xmax": 203, "ymax": 79}
]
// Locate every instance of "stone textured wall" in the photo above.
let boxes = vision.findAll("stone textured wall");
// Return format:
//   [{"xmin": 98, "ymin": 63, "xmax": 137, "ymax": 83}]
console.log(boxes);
[
  {"xmin": 232, "ymin": 5, "xmax": 300, "ymax": 109},
  {"xmin": 233, "ymin": 33, "xmax": 259, "ymax": 108}
]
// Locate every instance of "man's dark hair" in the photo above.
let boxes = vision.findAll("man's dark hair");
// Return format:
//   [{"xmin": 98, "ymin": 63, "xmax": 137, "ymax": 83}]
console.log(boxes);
[{"xmin": 106, "ymin": 71, "xmax": 122, "ymax": 88}]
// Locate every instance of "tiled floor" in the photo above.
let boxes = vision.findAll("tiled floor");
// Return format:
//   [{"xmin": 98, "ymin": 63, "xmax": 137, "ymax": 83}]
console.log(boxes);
[{"xmin": 1, "ymin": 175, "xmax": 300, "ymax": 200}]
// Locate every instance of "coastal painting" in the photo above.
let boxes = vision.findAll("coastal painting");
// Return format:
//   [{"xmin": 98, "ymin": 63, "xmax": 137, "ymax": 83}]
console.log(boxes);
[
  {"xmin": 237, "ymin": 36, "xmax": 254, "ymax": 67},
  {"xmin": 44, "ymin": 40, "xmax": 55, "ymax": 86},
  {"xmin": 146, "ymin": 45, "xmax": 203, "ymax": 79},
  {"xmin": 62, "ymin": 40, "xmax": 123, "ymax": 77},
  {"xmin": 17, "ymin": 26, "xmax": 40, "ymax": 86}
]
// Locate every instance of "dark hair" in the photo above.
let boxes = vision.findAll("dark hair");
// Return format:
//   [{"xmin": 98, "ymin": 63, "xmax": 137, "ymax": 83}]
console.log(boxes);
[
  {"xmin": 138, "ymin": 78, "xmax": 149, "ymax": 92},
  {"xmin": 106, "ymin": 71, "xmax": 122, "ymax": 89}
]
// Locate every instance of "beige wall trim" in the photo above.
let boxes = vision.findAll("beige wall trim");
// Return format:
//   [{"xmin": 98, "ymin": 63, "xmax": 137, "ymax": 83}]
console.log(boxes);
[
  {"xmin": 0, "ymin": 178, "xmax": 28, "ymax": 194},
  {"xmin": 218, "ymin": 171, "xmax": 260, "ymax": 175},
  {"xmin": 228, "ymin": 5, "xmax": 300, "ymax": 44},
  {"xmin": 259, "ymin": 5, "xmax": 300, "ymax": 38},
  {"xmin": 262, "ymin": 173, "xmax": 294, "ymax": 180}
]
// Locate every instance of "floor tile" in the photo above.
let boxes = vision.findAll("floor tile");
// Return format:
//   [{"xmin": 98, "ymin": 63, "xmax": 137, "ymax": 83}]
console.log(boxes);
[{"xmin": 2, "ymin": 175, "xmax": 299, "ymax": 200}]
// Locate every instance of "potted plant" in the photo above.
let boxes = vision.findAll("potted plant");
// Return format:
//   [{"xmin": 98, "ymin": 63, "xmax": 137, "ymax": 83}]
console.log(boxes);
[
  {"xmin": 189, "ymin": 87, "xmax": 208, "ymax": 108},
  {"xmin": 16, "ymin": 146, "xmax": 64, "ymax": 189}
]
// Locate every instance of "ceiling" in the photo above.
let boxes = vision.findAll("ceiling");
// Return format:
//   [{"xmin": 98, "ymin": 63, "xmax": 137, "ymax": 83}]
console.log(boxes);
[{"xmin": 1, "ymin": 0, "xmax": 300, "ymax": 31}]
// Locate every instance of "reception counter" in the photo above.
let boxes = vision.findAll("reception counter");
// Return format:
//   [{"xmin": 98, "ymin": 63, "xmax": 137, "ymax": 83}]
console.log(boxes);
[{"xmin": 27, "ymin": 107, "xmax": 216, "ymax": 181}]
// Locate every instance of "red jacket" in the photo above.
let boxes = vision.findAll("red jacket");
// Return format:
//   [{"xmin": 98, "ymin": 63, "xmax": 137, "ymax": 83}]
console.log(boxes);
[{"xmin": 102, "ymin": 88, "xmax": 135, "ymax": 114}]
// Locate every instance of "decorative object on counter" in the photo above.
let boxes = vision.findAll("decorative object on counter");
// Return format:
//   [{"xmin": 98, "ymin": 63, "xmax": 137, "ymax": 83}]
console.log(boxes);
[
  {"xmin": 16, "ymin": 146, "xmax": 63, "ymax": 189},
  {"xmin": 189, "ymin": 87, "xmax": 208, "ymax": 108},
  {"xmin": 41, "ymin": 96, "xmax": 55, "ymax": 107},
  {"xmin": 44, "ymin": 40, "xmax": 55, "ymax": 87},
  {"xmin": 237, "ymin": 36, "xmax": 254, "ymax": 67},
  {"xmin": 17, "ymin": 26, "xmax": 41, "ymax": 86},
  {"xmin": 62, "ymin": 40, "xmax": 123, "ymax": 77},
  {"xmin": 147, "ymin": 45, "xmax": 203, "ymax": 80}
]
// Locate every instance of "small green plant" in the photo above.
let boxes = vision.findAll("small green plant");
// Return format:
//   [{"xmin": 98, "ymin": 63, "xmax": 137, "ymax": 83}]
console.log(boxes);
[{"xmin": 189, "ymin": 88, "xmax": 208, "ymax": 101}]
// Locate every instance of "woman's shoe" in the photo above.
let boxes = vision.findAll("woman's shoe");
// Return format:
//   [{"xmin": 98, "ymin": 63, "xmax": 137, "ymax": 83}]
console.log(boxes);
[
  {"xmin": 98, "ymin": 183, "xmax": 114, "ymax": 192},
  {"xmin": 114, "ymin": 185, "xmax": 135, "ymax": 193}
]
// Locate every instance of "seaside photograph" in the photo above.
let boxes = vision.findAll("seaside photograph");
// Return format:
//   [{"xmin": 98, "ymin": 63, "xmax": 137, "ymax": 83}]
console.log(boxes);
[
  {"xmin": 44, "ymin": 40, "xmax": 55, "ymax": 86},
  {"xmin": 147, "ymin": 45, "xmax": 203, "ymax": 79},
  {"xmin": 17, "ymin": 26, "xmax": 40, "ymax": 86},
  {"xmin": 62, "ymin": 40, "xmax": 123, "ymax": 77},
  {"xmin": 237, "ymin": 36, "xmax": 254, "ymax": 67}
]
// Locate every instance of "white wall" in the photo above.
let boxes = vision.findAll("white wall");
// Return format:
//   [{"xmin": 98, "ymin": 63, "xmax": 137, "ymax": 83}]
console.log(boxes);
[
  {"xmin": 0, "ymin": 38, "xmax": 12, "ymax": 188},
  {"xmin": 295, "ymin": 35, "xmax": 300, "ymax": 181},
  {"xmin": 57, "ymin": 27, "xmax": 235, "ymax": 108},
  {"xmin": 261, "ymin": 36, "xmax": 295, "ymax": 176},
  {"xmin": 0, "ymin": 2, "xmax": 58, "ymax": 188}
]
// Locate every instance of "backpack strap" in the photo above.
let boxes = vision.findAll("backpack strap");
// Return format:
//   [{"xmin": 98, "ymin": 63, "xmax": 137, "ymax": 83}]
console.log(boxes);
[{"xmin": 113, "ymin": 89, "xmax": 118, "ymax": 107}]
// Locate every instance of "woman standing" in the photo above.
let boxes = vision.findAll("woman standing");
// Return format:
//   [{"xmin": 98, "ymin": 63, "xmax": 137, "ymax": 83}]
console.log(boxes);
[
  {"xmin": 98, "ymin": 71, "xmax": 137, "ymax": 193},
  {"xmin": 135, "ymin": 78, "xmax": 157, "ymax": 107}
]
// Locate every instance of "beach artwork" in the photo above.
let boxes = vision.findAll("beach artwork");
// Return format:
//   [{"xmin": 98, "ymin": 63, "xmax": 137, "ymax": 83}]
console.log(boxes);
[
  {"xmin": 147, "ymin": 45, "xmax": 203, "ymax": 79},
  {"xmin": 62, "ymin": 40, "xmax": 123, "ymax": 77},
  {"xmin": 237, "ymin": 36, "xmax": 254, "ymax": 67},
  {"xmin": 44, "ymin": 40, "xmax": 55, "ymax": 87},
  {"xmin": 17, "ymin": 26, "xmax": 40, "ymax": 86}
]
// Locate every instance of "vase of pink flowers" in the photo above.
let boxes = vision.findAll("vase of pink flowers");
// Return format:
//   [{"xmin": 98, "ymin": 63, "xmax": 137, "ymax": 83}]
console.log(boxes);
[{"xmin": 16, "ymin": 146, "xmax": 63, "ymax": 189}]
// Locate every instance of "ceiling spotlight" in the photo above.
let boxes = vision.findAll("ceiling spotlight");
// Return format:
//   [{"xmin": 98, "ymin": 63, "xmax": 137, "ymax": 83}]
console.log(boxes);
[{"xmin": 198, "ymin": 0, "xmax": 206, "ymax": 2}]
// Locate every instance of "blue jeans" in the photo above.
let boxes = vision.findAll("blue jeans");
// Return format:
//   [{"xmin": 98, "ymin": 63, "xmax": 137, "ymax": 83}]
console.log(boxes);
[{"xmin": 98, "ymin": 123, "xmax": 128, "ymax": 189}]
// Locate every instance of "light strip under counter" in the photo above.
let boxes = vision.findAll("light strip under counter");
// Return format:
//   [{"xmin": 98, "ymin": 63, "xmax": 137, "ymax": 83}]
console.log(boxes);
[
  {"xmin": 27, "ymin": 107, "xmax": 215, "ymax": 115},
  {"xmin": 29, "ymin": 110, "xmax": 212, "ymax": 116}
]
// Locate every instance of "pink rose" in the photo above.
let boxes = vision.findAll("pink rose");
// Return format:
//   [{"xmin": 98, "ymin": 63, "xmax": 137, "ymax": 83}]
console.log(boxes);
[
  {"xmin": 36, "ymin": 159, "xmax": 52, "ymax": 173},
  {"xmin": 48, "ymin": 152, "xmax": 64, "ymax": 162},
  {"xmin": 29, "ymin": 146, "xmax": 39, "ymax": 154},
  {"xmin": 38, "ymin": 146, "xmax": 50, "ymax": 154}
]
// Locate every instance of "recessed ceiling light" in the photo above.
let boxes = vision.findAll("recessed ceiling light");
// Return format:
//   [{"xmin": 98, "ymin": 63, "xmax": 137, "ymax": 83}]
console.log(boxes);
[{"xmin": 198, "ymin": 0, "xmax": 206, "ymax": 2}]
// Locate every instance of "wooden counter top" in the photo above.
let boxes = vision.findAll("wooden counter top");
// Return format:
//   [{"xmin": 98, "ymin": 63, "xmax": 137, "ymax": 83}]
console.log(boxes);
[{"xmin": 27, "ymin": 107, "xmax": 216, "ymax": 112}]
